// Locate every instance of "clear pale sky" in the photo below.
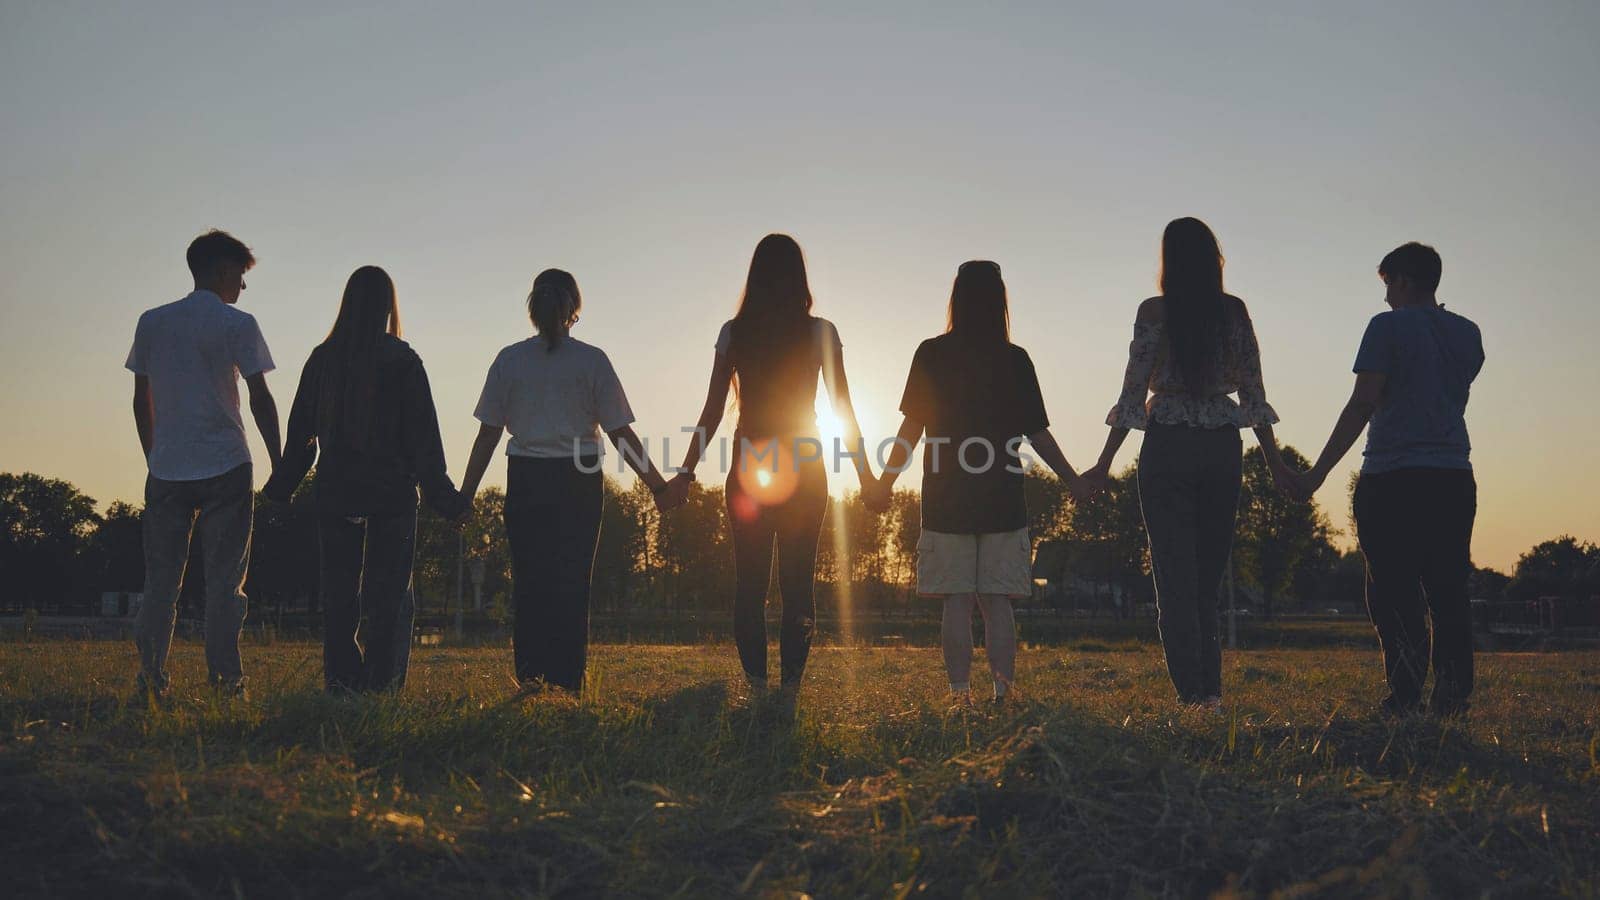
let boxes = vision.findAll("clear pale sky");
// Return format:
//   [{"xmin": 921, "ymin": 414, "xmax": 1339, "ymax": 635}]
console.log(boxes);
[{"xmin": 2, "ymin": 1, "xmax": 1596, "ymax": 572}]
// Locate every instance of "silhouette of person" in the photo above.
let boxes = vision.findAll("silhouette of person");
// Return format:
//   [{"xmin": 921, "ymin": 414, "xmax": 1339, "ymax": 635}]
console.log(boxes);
[
  {"xmin": 126, "ymin": 229, "xmax": 279, "ymax": 702},
  {"xmin": 667, "ymin": 234, "xmax": 874, "ymax": 699},
  {"xmin": 865, "ymin": 260, "xmax": 1090, "ymax": 706},
  {"xmin": 1288, "ymin": 242, "xmax": 1484, "ymax": 718},
  {"xmin": 1084, "ymin": 218, "xmax": 1292, "ymax": 711},
  {"xmin": 264, "ymin": 266, "xmax": 466, "ymax": 693},
  {"xmin": 457, "ymin": 269, "xmax": 675, "ymax": 694}
]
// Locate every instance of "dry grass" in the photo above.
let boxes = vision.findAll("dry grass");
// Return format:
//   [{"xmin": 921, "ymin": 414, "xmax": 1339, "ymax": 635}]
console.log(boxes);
[{"xmin": 1, "ymin": 639, "xmax": 1596, "ymax": 897}]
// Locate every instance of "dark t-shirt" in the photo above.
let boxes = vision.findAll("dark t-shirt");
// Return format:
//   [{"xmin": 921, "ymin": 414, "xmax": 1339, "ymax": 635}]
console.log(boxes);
[{"xmin": 899, "ymin": 334, "xmax": 1050, "ymax": 534}]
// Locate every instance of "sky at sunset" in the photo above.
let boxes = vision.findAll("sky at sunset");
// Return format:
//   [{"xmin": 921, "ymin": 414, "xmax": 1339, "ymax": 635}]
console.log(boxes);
[{"xmin": 2, "ymin": 1, "xmax": 1597, "ymax": 572}]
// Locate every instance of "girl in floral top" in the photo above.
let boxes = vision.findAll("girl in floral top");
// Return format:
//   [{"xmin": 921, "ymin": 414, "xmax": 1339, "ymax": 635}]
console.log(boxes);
[{"xmin": 1083, "ymin": 217, "xmax": 1293, "ymax": 710}]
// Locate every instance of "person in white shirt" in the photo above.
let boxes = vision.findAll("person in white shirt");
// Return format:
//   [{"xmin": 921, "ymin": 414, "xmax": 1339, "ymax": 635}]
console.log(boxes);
[
  {"xmin": 125, "ymin": 229, "xmax": 280, "ymax": 701},
  {"xmin": 457, "ymin": 268, "xmax": 675, "ymax": 693}
]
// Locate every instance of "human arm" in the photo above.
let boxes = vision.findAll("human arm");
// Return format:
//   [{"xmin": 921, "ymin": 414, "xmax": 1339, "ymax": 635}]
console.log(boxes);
[
  {"xmin": 403, "ymin": 356, "xmax": 467, "ymax": 518},
  {"xmin": 262, "ymin": 354, "xmax": 319, "ymax": 502},
  {"xmin": 1027, "ymin": 428, "xmax": 1091, "ymax": 502},
  {"xmin": 132, "ymin": 375, "xmax": 153, "ymax": 459},
  {"xmin": 245, "ymin": 373, "xmax": 282, "ymax": 469},
  {"xmin": 1296, "ymin": 372, "xmax": 1386, "ymax": 499},
  {"xmin": 458, "ymin": 423, "xmax": 503, "ymax": 501},
  {"xmin": 865, "ymin": 414, "xmax": 923, "ymax": 512},
  {"xmin": 1088, "ymin": 300, "xmax": 1162, "ymax": 487},
  {"xmin": 818, "ymin": 327, "xmax": 874, "ymax": 491}
]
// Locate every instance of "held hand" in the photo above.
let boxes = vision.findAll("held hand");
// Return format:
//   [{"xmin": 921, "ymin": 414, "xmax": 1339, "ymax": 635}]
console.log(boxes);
[
  {"xmin": 657, "ymin": 473, "xmax": 692, "ymax": 512},
  {"xmin": 1288, "ymin": 467, "xmax": 1326, "ymax": 503},
  {"xmin": 1076, "ymin": 463, "xmax": 1111, "ymax": 501},
  {"xmin": 1268, "ymin": 459, "xmax": 1298, "ymax": 497},
  {"xmin": 862, "ymin": 476, "xmax": 892, "ymax": 514},
  {"xmin": 449, "ymin": 495, "xmax": 473, "ymax": 529}
]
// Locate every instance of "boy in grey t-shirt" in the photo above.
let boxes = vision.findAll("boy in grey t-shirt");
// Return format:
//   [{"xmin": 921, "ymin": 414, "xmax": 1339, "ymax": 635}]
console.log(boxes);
[{"xmin": 1293, "ymin": 242, "xmax": 1483, "ymax": 717}]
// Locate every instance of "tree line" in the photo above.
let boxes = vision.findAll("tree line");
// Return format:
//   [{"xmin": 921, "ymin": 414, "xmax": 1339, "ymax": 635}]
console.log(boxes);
[{"xmin": 2, "ymin": 449, "xmax": 1592, "ymax": 622}]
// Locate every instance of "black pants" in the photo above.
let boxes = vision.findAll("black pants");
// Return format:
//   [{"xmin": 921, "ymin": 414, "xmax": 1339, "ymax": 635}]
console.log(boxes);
[
  {"xmin": 1353, "ymin": 467, "xmax": 1477, "ymax": 713},
  {"xmin": 1137, "ymin": 424, "xmax": 1243, "ymax": 703},
  {"xmin": 726, "ymin": 456, "xmax": 828, "ymax": 684},
  {"xmin": 318, "ymin": 508, "xmax": 418, "ymax": 692},
  {"xmin": 504, "ymin": 456, "xmax": 604, "ymax": 691}
]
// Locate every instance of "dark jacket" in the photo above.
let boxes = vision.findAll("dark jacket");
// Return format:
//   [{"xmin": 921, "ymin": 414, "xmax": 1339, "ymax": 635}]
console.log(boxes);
[{"xmin": 265, "ymin": 335, "xmax": 465, "ymax": 517}]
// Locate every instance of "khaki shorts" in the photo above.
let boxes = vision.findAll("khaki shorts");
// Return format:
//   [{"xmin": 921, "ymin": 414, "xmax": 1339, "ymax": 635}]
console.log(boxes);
[{"xmin": 916, "ymin": 527, "xmax": 1033, "ymax": 598}]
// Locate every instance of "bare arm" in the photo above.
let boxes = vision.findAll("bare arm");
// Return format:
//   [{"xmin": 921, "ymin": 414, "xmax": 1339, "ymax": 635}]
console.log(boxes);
[
  {"xmin": 1302, "ymin": 372, "xmax": 1387, "ymax": 493},
  {"xmin": 132, "ymin": 375, "xmax": 153, "ymax": 459},
  {"xmin": 458, "ymin": 423, "xmax": 504, "ymax": 500},
  {"xmin": 677, "ymin": 352, "xmax": 734, "ymax": 475},
  {"xmin": 245, "ymin": 372, "xmax": 281, "ymax": 469},
  {"xmin": 609, "ymin": 424, "xmax": 669, "ymax": 495},
  {"xmin": 877, "ymin": 415, "xmax": 924, "ymax": 492},
  {"xmin": 1091, "ymin": 426, "xmax": 1131, "ymax": 476},
  {"xmin": 1027, "ymin": 428, "xmax": 1084, "ymax": 490},
  {"xmin": 820, "ymin": 343, "xmax": 874, "ymax": 489}
]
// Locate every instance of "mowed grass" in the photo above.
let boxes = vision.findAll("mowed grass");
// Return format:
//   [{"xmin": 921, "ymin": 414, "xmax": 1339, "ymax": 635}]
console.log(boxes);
[{"xmin": 1, "ymin": 640, "xmax": 1597, "ymax": 898}]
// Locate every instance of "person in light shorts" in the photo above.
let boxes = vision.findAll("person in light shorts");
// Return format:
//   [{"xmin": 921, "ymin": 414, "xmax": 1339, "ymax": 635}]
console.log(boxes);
[{"xmin": 866, "ymin": 261, "xmax": 1090, "ymax": 704}]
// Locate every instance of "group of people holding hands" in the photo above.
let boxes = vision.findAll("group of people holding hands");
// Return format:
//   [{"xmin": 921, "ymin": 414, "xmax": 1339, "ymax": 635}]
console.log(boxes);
[{"xmin": 127, "ymin": 219, "xmax": 1483, "ymax": 719}]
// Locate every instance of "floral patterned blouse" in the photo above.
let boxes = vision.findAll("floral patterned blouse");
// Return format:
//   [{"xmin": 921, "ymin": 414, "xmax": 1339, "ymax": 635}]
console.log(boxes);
[{"xmin": 1105, "ymin": 296, "xmax": 1280, "ymax": 430}]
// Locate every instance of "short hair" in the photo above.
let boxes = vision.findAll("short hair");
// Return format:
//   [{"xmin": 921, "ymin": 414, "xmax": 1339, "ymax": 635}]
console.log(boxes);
[
  {"xmin": 1378, "ymin": 242, "xmax": 1441, "ymax": 294},
  {"xmin": 186, "ymin": 229, "xmax": 255, "ymax": 279}
]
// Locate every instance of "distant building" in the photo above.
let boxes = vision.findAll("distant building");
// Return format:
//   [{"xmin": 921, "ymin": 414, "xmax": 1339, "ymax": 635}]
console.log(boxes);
[{"xmin": 100, "ymin": 591, "xmax": 142, "ymax": 618}]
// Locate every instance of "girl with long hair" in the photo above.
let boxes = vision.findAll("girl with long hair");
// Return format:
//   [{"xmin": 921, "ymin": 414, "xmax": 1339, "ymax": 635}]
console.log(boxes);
[
  {"xmin": 867, "ymin": 260, "xmax": 1089, "ymax": 705},
  {"xmin": 266, "ymin": 265, "xmax": 466, "ymax": 692},
  {"xmin": 669, "ymin": 234, "xmax": 873, "ymax": 698},
  {"xmin": 1084, "ymin": 218, "xmax": 1292, "ymax": 710},
  {"xmin": 457, "ymin": 268, "xmax": 674, "ymax": 693}
]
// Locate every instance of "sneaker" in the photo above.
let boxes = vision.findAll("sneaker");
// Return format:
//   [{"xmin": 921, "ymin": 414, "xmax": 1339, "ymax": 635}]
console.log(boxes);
[
  {"xmin": 210, "ymin": 676, "xmax": 249, "ymax": 701},
  {"xmin": 743, "ymin": 674, "xmax": 770, "ymax": 700},
  {"xmin": 133, "ymin": 673, "xmax": 171, "ymax": 708},
  {"xmin": 1378, "ymin": 696, "xmax": 1421, "ymax": 721},
  {"xmin": 1200, "ymin": 696, "xmax": 1223, "ymax": 713}
]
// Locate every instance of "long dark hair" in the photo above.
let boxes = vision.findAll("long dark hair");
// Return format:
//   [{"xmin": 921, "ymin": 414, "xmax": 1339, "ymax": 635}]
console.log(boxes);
[
  {"xmin": 527, "ymin": 268, "xmax": 581, "ymax": 353},
  {"xmin": 728, "ymin": 234, "xmax": 815, "ymax": 391},
  {"xmin": 1158, "ymin": 217, "xmax": 1231, "ymax": 397},
  {"xmin": 316, "ymin": 265, "xmax": 402, "ymax": 451},
  {"xmin": 945, "ymin": 260, "xmax": 1009, "ymax": 345}
]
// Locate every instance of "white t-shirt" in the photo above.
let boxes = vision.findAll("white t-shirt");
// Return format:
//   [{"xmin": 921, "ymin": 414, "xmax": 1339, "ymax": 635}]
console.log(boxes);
[
  {"xmin": 125, "ymin": 290, "xmax": 275, "ymax": 482},
  {"xmin": 473, "ymin": 336, "xmax": 635, "ymax": 459}
]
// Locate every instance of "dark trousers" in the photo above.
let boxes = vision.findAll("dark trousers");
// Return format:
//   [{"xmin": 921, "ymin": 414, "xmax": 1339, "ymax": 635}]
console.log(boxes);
[
  {"xmin": 318, "ymin": 508, "xmax": 418, "ymax": 692},
  {"xmin": 136, "ymin": 462, "xmax": 254, "ymax": 689},
  {"xmin": 1353, "ymin": 467, "xmax": 1477, "ymax": 713},
  {"xmin": 1137, "ymin": 424, "xmax": 1242, "ymax": 703},
  {"xmin": 726, "ymin": 456, "xmax": 828, "ymax": 684},
  {"xmin": 504, "ymin": 456, "xmax": 603, "ymax": 691}
]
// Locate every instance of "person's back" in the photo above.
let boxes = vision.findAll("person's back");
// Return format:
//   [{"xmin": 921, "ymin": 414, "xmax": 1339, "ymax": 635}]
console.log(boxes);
[
  {"xmin": 1357, "ymin": 305, "xmax": 1484, "ymax": 473},
  {"xmin": 291, "ymin": 334, "xmax": 459, "ymax": 515},
  {"xmin": 125, "ymin": 229, "xmax": 277, "ymax": 701},
  {"xmin": 132, "ymin": 291, "xmax": 272, "ymax": 481},
  {"xmin": 720, "ymin": 315, "xmax": 838, "ymax": 441},
  {"xmin": 1299, "ymin": 241, "xmax": 1484, "ymax": 717},
  {"xmin": 901, "ymin": 332, "xmax": 1047, "ymax": 535},
  {"xmin": 480, "ymin": 335, "xmax": 634, "ymax": 460}
]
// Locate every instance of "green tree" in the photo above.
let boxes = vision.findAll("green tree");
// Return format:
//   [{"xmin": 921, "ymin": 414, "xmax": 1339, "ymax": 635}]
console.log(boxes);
[
  {"xmin": 1234, "ymin": 445, "xmax": 1329, "ymax": 619},
  {"xmin": 1507, "ymin": 536, "xmax": 1600, "ymax": 602},
  {"xmin": 0, "ymin": 472, "xmax": 100, "ymax": 610}
]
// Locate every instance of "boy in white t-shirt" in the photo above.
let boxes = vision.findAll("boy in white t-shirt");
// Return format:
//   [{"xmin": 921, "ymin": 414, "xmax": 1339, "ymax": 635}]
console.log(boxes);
[{"xmin": 125, "ymin": 230, "xmax": 280, "ymax": 701}]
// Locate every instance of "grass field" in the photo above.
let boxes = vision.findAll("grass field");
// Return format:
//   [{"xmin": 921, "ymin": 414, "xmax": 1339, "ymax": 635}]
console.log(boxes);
[{"xmin": 1, "ymin": 639, "xmax": 1597, "ymax": 898}]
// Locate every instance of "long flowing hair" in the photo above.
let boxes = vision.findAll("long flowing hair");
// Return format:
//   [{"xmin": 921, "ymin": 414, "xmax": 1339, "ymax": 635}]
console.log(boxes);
[
  {"xmin": 1158, "ymin": 217, "xmax": 1230, "ymax": 397},
  {"xmin": 728, "ymin": 234, "xmax": 815, "ymax": 398},
  {"xmin": 945, "ymin": 260, "xmax": 1009, "ymax": 345},
  {"xmin": 527, "ymin": 268, "xmax": 582, "ymax": 353},
  {"xmin": 316, "ymin": 265, "xmax": 402, "ymax": 451}
]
